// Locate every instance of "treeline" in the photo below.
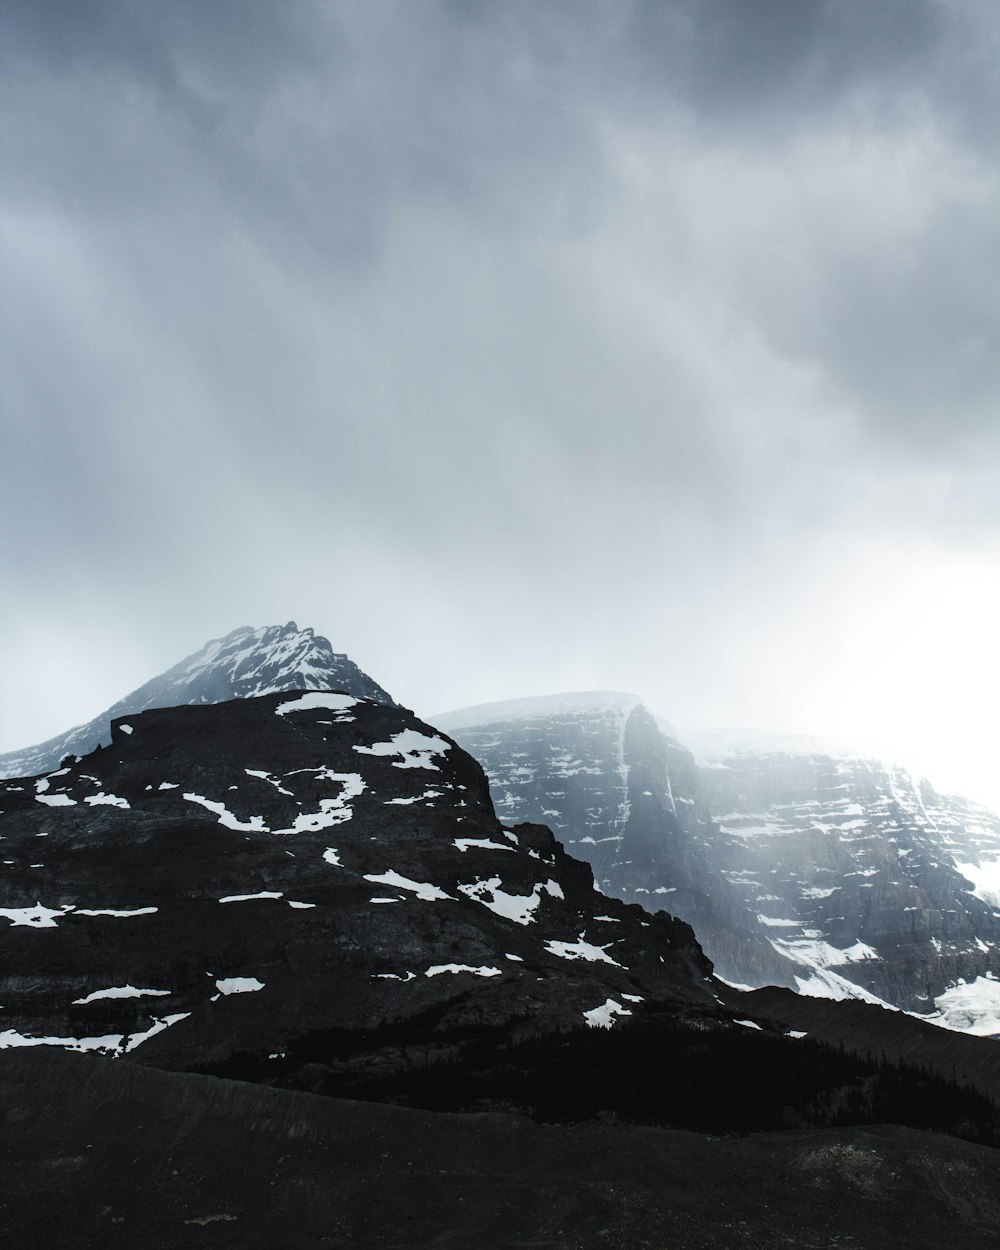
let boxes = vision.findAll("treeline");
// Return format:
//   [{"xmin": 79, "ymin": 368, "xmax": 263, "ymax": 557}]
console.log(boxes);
[{"xmin": 193, "ymin": 1005, "xmax": 1000, "ymax": 1148}]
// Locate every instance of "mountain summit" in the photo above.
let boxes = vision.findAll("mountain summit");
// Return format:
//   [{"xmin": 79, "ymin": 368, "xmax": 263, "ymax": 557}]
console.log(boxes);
[{"xmin": 0, "ymin": 623, "xmax": 396, "ymax": 779}]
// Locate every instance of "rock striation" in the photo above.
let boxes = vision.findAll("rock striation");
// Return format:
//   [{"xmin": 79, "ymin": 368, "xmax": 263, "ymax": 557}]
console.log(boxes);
[{"xmin": 692, "ymin": 731, "xmax": 1000, "ymax": 1027}]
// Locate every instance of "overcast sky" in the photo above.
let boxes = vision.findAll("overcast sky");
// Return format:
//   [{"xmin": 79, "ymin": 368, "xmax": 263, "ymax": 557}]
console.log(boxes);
[{"xmin": 2, "ymin": 1, "xmax": 998, "ymax": 807}]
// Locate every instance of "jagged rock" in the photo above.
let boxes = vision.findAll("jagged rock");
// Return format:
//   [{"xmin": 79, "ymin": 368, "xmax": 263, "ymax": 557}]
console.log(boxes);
[{"xmin": 0, "ymin": 622, "xmax": 397, "ymax": 780}]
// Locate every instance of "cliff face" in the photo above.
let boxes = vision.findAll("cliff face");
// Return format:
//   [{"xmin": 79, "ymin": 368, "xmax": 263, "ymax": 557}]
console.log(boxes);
[
  {"xmin": 435, "ymin": 694, "xmax": 798, "ymax": 989},
  {"xmin": 694, "ymin": 741, "xmax": 1000, "ymax": 1022},
  {"xmin": 439, "ymin": 700, "xmax": 1000, "ymax": 1032}
]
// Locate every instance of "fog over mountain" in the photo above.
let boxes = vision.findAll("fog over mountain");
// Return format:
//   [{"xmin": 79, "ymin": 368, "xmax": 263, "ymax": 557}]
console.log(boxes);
[{"xmin": 2, "ymin": 5, "xmax": 998, "ymax": 800}]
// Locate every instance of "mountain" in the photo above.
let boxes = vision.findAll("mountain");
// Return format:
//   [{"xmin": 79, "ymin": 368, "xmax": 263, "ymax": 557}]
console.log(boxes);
[
  {"xmin": 0, "ymin": 690, "xmax": 714, "ymax": 1069},
  {"xmin": 0, "ymin": 622, "xmax": 396, "ymax": 780},
  {"xmin": 435, "ymin": 693, "xmax": 800, "ymax": 989},
  {"xmin": 437, "ymin": 696, "xmax": 1000, "ymax": 1033},
  {"xmin": 3, "ymin": 681, "xmax": 1000, "ymax": 1247},
  {"xmin": 691, "ymin": 730, "xmax": 1000, "ymax": 1030}
]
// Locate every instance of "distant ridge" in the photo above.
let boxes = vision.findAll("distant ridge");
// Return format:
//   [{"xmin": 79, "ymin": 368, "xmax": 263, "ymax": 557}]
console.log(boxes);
[{"xmin": 0, "ymin": 622, "xmax": 397, "ymax": 779}]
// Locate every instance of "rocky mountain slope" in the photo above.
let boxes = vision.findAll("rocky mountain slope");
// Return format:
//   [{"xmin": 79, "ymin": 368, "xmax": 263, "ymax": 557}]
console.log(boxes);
[
  {"xmin": 0, "ymin": 691, "xmax": 715, "ymax": 1070},
  {"xmin": 0, "ymin": 622, "xmax": 396, "ymax": 780},
  {"xmin": 3, "ymin": 673, "xmax": 1000, "ymax": 1247},
  {"xmin": 434, "ymin": 693, "xmax": 797, "ymax": 990},
  {"xmin": 692, "ymin": 730, "xmax": 1000, "ymax": 1029},
  {"xmin": 438, "ymin": 697, "xmax": 1000, "ymax": 1033}
]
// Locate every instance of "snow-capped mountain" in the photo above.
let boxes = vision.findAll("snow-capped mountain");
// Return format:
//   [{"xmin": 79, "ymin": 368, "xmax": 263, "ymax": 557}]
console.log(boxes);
[
  {"xmin": 693, "ymin": 732, "xmax": 1000, "ymax": 1032},
  {"xmin": 4, "ymin": 660, "xmax": 1000, "ymax": 1248},
  {"xmin": 434, "ymin": 693, "xmax": 798, "ymax": 989},
  {"xmin": 0, "ymin": 622, "xmax": 396, "ymax": 780},
  {"xmin": 438, "ymin": 697, "xmax": 1000, "ymax": 1035}
]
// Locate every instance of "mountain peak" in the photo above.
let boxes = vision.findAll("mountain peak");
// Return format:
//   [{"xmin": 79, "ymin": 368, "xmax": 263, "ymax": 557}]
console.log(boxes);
[{"xmin": 0, "ymin": 624, "xmax": 397, "ymax": 779}]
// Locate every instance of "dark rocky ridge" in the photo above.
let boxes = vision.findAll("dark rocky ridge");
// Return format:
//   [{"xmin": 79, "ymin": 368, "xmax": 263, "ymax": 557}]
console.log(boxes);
[
  {"xmin": 0, "ymin": 691, "xmax": 714, "ymax": 1070},
  {"xmin": 0, "ymin": 621, "xmax": 396, "ymax": 780}
]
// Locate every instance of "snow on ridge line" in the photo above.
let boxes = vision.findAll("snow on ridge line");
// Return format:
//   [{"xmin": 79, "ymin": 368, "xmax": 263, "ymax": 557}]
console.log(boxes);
[
  {"xmin": 275, "ymin": 692, "xmax": 359, "ymax": 717},
  {"xmin": 432, "ymin": 691, "xmax": 645, "ymax": 732},
  {"xmin": 682, "ymin": 726, "xmax": 901, "ymax": 768}
]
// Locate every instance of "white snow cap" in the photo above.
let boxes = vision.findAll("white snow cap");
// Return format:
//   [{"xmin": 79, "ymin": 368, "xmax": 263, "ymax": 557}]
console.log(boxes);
[{"xmin": 433, "ymin": 691, "xmax": 644, "ymax": 732}]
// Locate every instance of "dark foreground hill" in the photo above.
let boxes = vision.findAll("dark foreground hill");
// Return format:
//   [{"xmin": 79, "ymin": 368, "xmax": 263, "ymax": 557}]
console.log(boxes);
[{"xmin": 3, "ymin": 1049, "xmax": 1000, "ymax": 1250}]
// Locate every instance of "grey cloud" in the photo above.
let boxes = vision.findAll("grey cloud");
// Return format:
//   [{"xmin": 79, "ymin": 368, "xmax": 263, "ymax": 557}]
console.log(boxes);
[{"xmin": 1, "ymin": 1, "xmax": 997, "ymax": 805}]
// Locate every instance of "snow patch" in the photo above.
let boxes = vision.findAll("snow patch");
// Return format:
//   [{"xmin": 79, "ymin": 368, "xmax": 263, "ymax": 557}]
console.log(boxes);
[
  {"xmin": 583, "ymin": 998, "xmax": 632, "ymax": 1028},
  {"xmin": 215, "ymin": 977, "xmax": 265, "ymax": 995},
  {"xmin": 927, "ymin": 976, "xmax": 1000, "ymax": 1037},
  {"xmin": 0, "ymin": 903, "xmax": 69, "ymax": 928},
  {"xmin": 275, "ymin": 691, "xmax": 358, "ymax": 717},
  {"xmin": 453, "ymin": 837, "xmax": 514, "ymax": 853},
  {"xmin": 424, "ymin": 964, "xmax": 502, "ymax": 978},
  {"xmin": 956, "ymin": 860, "xmax": 1000, "ymax": 907},
  {"xmin": 84, "ymin": 792, "xmax": 130, "ymax": 808},
  {"xmin": 184, "ymin": 793, "xmax": 267, "ymax": 831},
  {"xmin": 354, "ymin": 730, "xmax": 451, "ymax": 770},
  {"xmin": 363, "ymin": 871, "xmax": 452, "ymax": 902},
  {"xmin": 456, "ymin": 876, "xmax": 558, "ymax": 925},
  {"xmin": 73, "ymin": 985, "xmax": 170, "ymax": 1005},
  {"xmin": 218, "ymin": 891, "xmax": 283, "ymax": 904},
  {"xmin": 75, "ymin": 906, "xmax": 157, "ymax": 918},
  {"xmin": 545, "ymin": 936, "xmax": 622, "ymax": 966}
]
